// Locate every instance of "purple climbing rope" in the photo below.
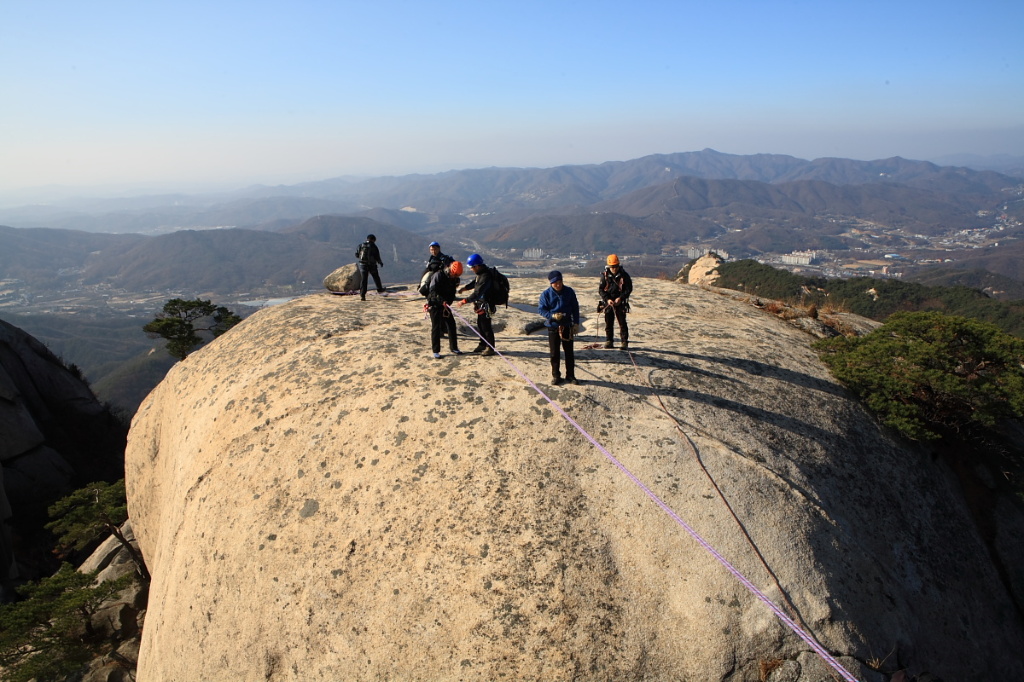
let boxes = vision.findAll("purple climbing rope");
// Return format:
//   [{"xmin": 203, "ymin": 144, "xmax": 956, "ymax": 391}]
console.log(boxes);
[{"xmin": 445, "ymin": 304, "xmax": 860, "ymax": 682}]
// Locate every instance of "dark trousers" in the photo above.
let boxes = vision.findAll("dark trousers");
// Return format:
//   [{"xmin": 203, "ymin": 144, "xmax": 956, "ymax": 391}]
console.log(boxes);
[
  {"xmin": 359, "ymin": 263, "xmax": 383, "ymax": 296},
  {"xmin": 474, "ymin": 307, "xmax": 495, "ymax": 349},
  {"xmin": 604, "ymin": 303, "xmax": 628, "ymax": 341},
  {"xmin": 548, "ymin": 327, "xmax": 575, "ymax": 379},
  {"xmin": 429, "ymin": 305, "xmax": 459, "ymax": 353}
]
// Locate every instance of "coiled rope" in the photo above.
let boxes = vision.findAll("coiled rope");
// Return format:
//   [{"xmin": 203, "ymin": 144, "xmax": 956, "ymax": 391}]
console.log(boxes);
[{"xmin": 445, "ymin": 303, "xmax": 860, "ymax": 682}]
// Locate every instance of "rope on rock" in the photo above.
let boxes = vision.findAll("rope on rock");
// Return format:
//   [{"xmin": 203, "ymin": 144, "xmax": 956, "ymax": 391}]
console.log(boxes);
[
  {"xmin": 621, "ymin": 348, "xmax": 823, "ymax": 657},
  {"xmin": 445, "ymin": 304, "xmax": 860, "ymax": 682}
]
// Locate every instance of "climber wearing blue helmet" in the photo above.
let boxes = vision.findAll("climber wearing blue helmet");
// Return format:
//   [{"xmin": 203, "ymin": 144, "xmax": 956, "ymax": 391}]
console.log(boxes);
[
  {"xmin": 426, "ymin": 241, "xmax": 453, "ymax": 274},
  {"xmin": 457, "ymin": 254, "xmax": 496, "ymax": 355}
]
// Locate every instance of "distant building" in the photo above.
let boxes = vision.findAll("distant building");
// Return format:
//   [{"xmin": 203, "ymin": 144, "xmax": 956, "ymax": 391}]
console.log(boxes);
[
  {"xmin": 686, "ymin": 246, "xmax": 729, "ymax": 260},
  {"xmin": 781, "ymin": 250, "xmax": 817, "ymax": 266},
  {"xmin": 523, "ymin": 247, "xmax": 544, "ymax": 259}
]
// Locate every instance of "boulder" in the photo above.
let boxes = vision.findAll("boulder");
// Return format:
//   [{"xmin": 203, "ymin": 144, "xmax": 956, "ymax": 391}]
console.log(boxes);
[
  {"xmin": 322, "ymin": 264, "xmax": 361, "ymax": 293},
  {"xmin": 126, "ymin": 278, "xmax": 1024, "ymax": 681},
  {"xmin": 686, "ymin": 253, "xmax": 724, "ymax": 285}
]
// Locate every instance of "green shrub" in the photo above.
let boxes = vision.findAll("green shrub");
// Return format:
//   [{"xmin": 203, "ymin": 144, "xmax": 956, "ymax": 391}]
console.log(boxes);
[
  {"xmin": 143, "ymin": 297, "xmax": 241, "ymax": 360},
  {"xmin": 46, "ymin": 480, "xmax": 149, "ymax": 583},
  {"xmin": 814, "ymin": 311, "xmax": 1024, "ymax": 441},
  {"xmin": 0, "ymin": 565, "xmax": 134, "ymax": 682}
]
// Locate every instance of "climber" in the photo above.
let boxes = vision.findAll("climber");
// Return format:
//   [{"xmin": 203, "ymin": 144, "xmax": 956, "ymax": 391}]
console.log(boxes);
[
  {"xmin": 538, "ymin": 270, "xmax": 581, "ymax": 385},
  {"xmin": 425, "ymin": 260, "xmax": 464, "ymax": 359},
  {"xmin": 457, "ymin": 254, "xmax": 497, "ymax": 356},
  {"xmin": 599, "ymin": 254, "xmax": 632, "ymax": 349}
]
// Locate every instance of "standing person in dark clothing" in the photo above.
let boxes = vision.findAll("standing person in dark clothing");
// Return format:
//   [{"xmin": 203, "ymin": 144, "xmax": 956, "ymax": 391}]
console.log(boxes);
[
  {"xmin": 538, "ymin": 270, "xmax": 581, "ymax": 385},
  {"xmin": 599, "ymin": 254, "xmax": 632, "ymax": 349},
  {"xmin": 425, "ymin": 241, "xmax": 453, "ymax": 273},
  {"xmin": 426, "ymin": 260, "xmax": 465, "ymax": 359},
  {"xmin": 457, "ymin": 253, "xmax": 497, "ymax": 356},
  {"xmin": 355, "ymin": 234, "xmax": 385, "ymax": 300}
]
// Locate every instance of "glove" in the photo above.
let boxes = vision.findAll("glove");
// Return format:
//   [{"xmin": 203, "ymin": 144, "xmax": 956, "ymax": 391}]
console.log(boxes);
[
  {"xmin": 457, "ymin": 299, "xmax": 467, "ymax": 307},
  {"xmin": 572, "ymin": 324, "xmax": 579, "ymax": 335},
  {"xmin": 552, "ymin": 312, "xmax": 565, "ymax": 322}
]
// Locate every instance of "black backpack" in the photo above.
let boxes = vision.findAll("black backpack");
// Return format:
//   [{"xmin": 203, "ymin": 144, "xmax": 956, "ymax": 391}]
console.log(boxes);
[
  {"xmin": 487, "ymin": 267, "xmax": 510, "ymax": 306},
  {"xmin": 356, "ymin": 241, "xmax": 372, "ymax": 263}
]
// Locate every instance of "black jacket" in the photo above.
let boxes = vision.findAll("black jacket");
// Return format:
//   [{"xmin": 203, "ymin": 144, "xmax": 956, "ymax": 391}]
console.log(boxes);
[
  {"xmin": 427, "ymin": 269, "xmax": 459, "ymax": 305},
  {"xmin": 356, "ymin": 241, "xmax": 383, "ymax": 267},
  {"xmin": 462, "ymin": 268, "xmax": 495, "ymax": 311},
  {"xmin": 599, "ymin": 267, "xmax": 632, "ymax": 303},
  {"xmin": 426, "ymin": 252, "xmax": 453, "ymax": 273}
]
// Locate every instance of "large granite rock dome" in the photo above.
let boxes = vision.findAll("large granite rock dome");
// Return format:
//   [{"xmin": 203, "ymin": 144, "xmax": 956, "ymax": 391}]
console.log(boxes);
[{"xmin": 125, "ymin": 278, "xmax": 1024, "ymax": 681}]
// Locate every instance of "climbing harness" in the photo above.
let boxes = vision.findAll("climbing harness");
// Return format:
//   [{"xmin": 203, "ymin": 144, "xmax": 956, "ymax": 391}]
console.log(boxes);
[{"xmin": 445, "ymin": 303, "xmax": 861, "ymax": 682}]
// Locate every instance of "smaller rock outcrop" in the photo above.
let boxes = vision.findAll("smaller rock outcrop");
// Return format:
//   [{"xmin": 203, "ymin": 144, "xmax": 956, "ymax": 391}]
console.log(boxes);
[
  {"xmin": 77, "ymin": 520, "xmax": 148, "ymax": 682},
  {"xmin": 322, "ymin": 264, "xmax": 360, "ymax": 293},
  {"xmin": 685, "ymin": 253, "xmax": 724, "ymax": 285}
]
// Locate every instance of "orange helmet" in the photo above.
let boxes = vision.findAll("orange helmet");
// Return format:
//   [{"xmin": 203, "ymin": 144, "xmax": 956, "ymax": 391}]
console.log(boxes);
[
  {"xmin": 448, "ymin": 260, "xmax": 464, "ymax": 277},
  {"xmin": 606, "ymin": 254, "xmax": 620, "ymax": 266}
]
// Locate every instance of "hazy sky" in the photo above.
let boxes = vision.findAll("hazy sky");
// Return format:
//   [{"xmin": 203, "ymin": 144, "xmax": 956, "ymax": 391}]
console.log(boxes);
[{"xmin": 2, "ymin": 0, "xmax": 1022, "ymax": 195}]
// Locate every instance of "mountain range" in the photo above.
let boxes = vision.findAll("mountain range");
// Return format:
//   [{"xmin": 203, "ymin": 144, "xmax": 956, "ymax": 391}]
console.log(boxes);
[{"xmin": 1, "ymin": 149, "xmax": 1023, "ymax": 294}]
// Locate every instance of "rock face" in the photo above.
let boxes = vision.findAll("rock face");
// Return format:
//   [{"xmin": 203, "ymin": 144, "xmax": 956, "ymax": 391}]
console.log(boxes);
[
  {"xmin": 125, "ymin": 278, "xmax": 1024, "ymax": 681},
  {"xmin": 323, "ymin": 263, "xmax": 361, "ymax": 293},
  {"xmin": 686, "ymin": 253, "xmax": 724, "ymax": 285},
  {"xmin": 0, "ymin": 318, "xmax": 127, "ymax": 581}
]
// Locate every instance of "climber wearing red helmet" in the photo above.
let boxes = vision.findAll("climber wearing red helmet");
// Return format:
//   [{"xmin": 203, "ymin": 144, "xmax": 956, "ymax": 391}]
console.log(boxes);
[{"xmin": 425, "ymin": 260, "xmax": 465, "ymax": 359}]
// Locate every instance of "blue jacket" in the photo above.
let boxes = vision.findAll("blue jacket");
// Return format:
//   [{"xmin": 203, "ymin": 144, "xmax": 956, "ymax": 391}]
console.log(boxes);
[{"xmin": 538, "ymin": 285, "xmax": 580, "ymax": 328}]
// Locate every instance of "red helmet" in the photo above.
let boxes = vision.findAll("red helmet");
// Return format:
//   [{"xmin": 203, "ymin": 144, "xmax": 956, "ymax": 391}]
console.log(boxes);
[{"xmin": 449, "ymin": 260, "xmax": 464, "ymax": 277}]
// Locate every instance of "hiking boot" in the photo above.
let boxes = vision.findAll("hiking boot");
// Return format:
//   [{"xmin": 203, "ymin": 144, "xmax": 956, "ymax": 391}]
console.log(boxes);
[
  {"xmin": 432, "ymin": 352, "xmax": 442, "ymax": 359},
  {"xmin": 620, "ymin": 340, "xmax": 629, "ymax": 350},
  {"xmin": 451, "ymin": 349, "xmax": 464, "ymax": 355},
  {"xmin": 360, "ymin": 295, "xmax": 366, "ymax": 301},
  {"xmin": 568, "ymin": 378, "xmax": 580, "ymax": 385},
  {"xmin": 603, "ymin": 340, "xmax": 614, "ymax": 349},
  {"xmin": 472, "ymin": 345, "xmax": 487, "ymax": 353},
  {"xmin": 552, "ymin": 376, "xmax": 564, "ymax": 386},
  {"xmin": 480, "ymin": 348, "xmax": 495, "ymax": 357}
]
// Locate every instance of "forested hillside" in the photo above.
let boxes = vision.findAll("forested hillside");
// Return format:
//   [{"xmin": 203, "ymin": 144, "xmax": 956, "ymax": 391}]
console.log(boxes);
[{"xmin": 712, "ymin": 259, "xmax": 1024, "ymax": 336}]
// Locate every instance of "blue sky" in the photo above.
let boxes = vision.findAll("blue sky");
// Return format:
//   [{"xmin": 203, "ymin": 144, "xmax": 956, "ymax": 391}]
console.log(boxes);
[{"xmin": 2, "ymin": 0, "xmax": 1022, "ymax": 195}]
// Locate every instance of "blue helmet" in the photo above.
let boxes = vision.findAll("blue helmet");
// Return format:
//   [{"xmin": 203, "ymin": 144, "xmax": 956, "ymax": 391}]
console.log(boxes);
[{"xmin": 466, "ymin": 253, "xmax": 484, "ymax": 267}]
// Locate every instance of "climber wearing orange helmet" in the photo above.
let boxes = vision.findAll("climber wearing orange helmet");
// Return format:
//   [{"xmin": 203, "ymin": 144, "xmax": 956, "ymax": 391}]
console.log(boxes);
[
  {"xmin": 426, "ymin": 260, "xmax": 465, "ymax": 359},
  {"xmin": 599, "ymin": 254, "xmax": 633, "ymax": 349}
]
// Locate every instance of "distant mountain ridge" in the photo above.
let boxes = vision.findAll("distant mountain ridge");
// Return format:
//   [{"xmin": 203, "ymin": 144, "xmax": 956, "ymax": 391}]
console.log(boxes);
[
  {"xmin": 76, "ymin": 217, "xmax": 430, "ymax": 293},
  {"xmin": 266, "ymin": 150, "xmax": 1018, "ymax": 216},
  {"xmin": 1, "ymin": 149, "xmax": 1022, "ymax": 296},
  {"xmin": 1, "ymin": 149, "xmax": 1019, "ymax": 234}
]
